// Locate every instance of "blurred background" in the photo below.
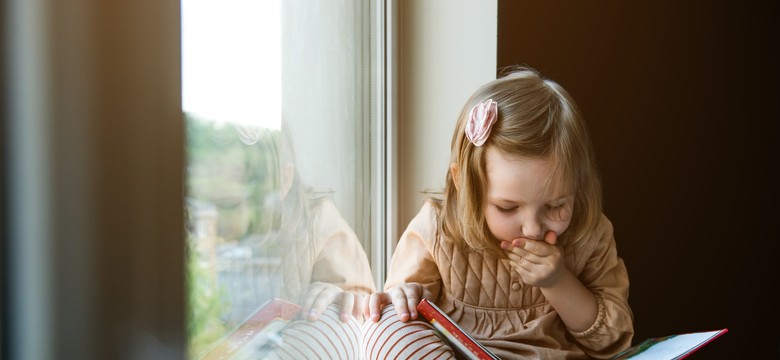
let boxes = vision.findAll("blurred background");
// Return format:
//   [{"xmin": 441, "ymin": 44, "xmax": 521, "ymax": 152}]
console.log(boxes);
[{"xmin": 497, "ymin": 1, "xmax": 779, "ymax": 358}]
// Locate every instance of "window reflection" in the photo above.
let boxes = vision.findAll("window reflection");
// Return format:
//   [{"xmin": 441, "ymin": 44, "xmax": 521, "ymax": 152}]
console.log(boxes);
[
  {"xmin": 186, "ymin": 115, "xmax": 284, "ymax": 355},
  {"xmin": 185, "ymin": 117, "xmax": 376, "ymax": 358},
  {"xmin": 182, "ymin": 0, "xmax": 378, "ymax": 358}
]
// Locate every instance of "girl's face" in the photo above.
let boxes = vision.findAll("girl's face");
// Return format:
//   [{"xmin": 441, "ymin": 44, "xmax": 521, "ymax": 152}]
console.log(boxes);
[{"xmin": 483, "ymin": 147, "xmax": 574, "ymax": 243}]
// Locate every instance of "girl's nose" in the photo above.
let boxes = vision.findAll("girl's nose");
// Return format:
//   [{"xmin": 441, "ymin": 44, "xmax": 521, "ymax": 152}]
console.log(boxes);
[{"xmin": 521, "ymin": 216, "xmax": 544, "ymax": 240}]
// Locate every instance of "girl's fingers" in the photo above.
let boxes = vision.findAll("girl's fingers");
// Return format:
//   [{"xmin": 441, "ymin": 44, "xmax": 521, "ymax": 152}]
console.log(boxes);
[
  {"xmin": 504, "ymin": 251, "xmax": 521, "ymax": 266},
  {"xmin": 352, "ymin": 293, "xmax": 364, "ymax": 320},
  {"xmin": 362, "ymin": 293, "xmax": 372, "ymax": 319},
  {"xmin": 403, "ymin": 286, "xmax": 421, "ymax": 320},
  {"xmin": 392, "ymin": 284, "xmax": 426, "ymax": 322},
  {"xmin": 338, "ymin": 292, "xmax": 355, "ymax": 322},
  {"xmin": 301, "ymin": 283, "xmax": 326, "ymax": 316},
  {"xmin": 367, "ymin": 292, "xmax": 391, "ymax": 322},
  {"xmin": 505, "ymin": 247, "xmax": 538, "ymax": 266},
  {"xmin": 505, "ymin": 240, "xmax": 558, "ymax": 261},
  {"xmin": 513, "ymin": 260, "xmax": 548, "ymax": 285},
  {"xmin": 391, "ymin": 288, "xmax": 412, "ymax": 322},
  {"xmin": 543, "ymin": 231, "xmax": 558, "ymax": 245},
  {"xmin": 514, "ymin": 257, "xmax": 538, "ymax": 274},
  {"xmin": 518, "ymin": 250, "xmax": 544, "ymax": 265},
  {"xmin": 308, "ymin": 286, "xmax": 338, "ymax": 321},
  {"xmin": 365, "ymin": 284, "xmax": 427, "ymax": 323},
  {"xmin": 522, "ymin": 239, "xmax": 556, "ymax": 257}
]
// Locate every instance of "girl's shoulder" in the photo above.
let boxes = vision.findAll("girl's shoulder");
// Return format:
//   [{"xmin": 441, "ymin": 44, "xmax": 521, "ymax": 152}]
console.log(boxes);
[
  {"xmin": 411, "ymin": 200, "xmax": 441, "ymax": 235},
  {"xmin": 566, "ymin": 212, "xmax": 618, "ymax": 256},
  {"xmin": 563, "ymin": 213, "xmax": 619, "ymax": 274},
  {"xmin": 570, "ymin": 211, "xmax": 613, "ymax": 240},
  {"xmin": 397, "ymin": 200, "xmax": 444, "ymax": 253},
  {"xmin": 592, "ymin": 212, "xmax": 615, "ymax": 243}
]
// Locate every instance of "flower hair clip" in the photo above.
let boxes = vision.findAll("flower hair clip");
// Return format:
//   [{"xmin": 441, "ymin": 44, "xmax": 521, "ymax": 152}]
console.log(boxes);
[{"xmin": 465, "ymin": 99, "xmax": 498, "ymax": 146}]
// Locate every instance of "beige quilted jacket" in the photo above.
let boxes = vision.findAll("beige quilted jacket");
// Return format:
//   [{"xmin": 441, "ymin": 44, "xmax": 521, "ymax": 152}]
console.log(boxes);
[{"xmin": 386, "ymin": 202, "xmax": 634, "ymax": 359}]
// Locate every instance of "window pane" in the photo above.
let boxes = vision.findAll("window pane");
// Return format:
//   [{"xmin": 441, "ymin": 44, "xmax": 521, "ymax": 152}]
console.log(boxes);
[{"xmin": 182, "ymin": 0, "xmax": 380, "ymax": 358}]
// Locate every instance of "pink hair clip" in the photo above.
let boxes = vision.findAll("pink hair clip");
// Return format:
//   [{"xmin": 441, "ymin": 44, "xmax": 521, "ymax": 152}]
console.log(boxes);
[{"xmin": 465, "ymin": 99, "xmax": 498, "ymax": 146}]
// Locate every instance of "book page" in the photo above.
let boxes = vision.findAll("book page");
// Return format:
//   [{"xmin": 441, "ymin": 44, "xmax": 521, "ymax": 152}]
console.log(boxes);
[{"xmin": 612, "ymin": 330, "xmax": 726, "ymax": 360}]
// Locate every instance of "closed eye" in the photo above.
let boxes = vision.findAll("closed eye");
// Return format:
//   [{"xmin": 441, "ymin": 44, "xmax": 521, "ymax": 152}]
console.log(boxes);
[
  {"xmin": 545, "ymin": 202, "xmax": 572, "ymax": 221},
  {"xmin": 546, "ymin": 203, "xmax": 565, "ymax": 211},
  {"xmin": 495, "ymin": 205, "xmax": 517, "ymax": 213}
]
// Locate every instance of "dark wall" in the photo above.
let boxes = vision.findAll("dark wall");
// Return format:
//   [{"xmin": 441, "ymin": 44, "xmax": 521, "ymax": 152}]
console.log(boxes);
[
  {"xmin": 498, "ymin": 1, "xmax": 779, "ymax": 358},
  {"xmin": 1, "ymin": 0, "xmax": 6, "ymax": 356}
]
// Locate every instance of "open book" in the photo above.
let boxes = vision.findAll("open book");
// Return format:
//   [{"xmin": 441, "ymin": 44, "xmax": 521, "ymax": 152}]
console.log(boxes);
[
  {"xmin": 610, "ymin": 328, "xmax": 728, "ymax": 359},
  {"xmin": 198, "ymin": 298, "xmax": 301, "ymax": 360},
  {"xmin": 416, "ymin": 298, "xmax": 727, "ymax": 360}
]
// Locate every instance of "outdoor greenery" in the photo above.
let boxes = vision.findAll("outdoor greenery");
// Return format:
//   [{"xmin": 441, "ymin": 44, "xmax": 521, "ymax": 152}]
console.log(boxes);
[{"xmin": 186, "ymin": 238, "xmax": 228, "ymax": 358}]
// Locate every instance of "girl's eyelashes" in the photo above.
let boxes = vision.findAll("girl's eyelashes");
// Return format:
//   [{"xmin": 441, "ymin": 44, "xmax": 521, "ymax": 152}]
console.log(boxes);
[
  {"xmin": 545, "ymin": 203, "xmax": 565, "ymax": 211},
  {"xmin": 495, "ymin": 205, "xmax": 517, "ymax": 213},
  {"xmin": 493, "ymin": 204, "xmax": 565, "ymax": 212},
  {"xmin": 545, "ymin": 202, "xmax": 572, "ymax": 221},
  {"xmin": 491, "ymin": 201, "xmax": 572, "ymax": 220}
]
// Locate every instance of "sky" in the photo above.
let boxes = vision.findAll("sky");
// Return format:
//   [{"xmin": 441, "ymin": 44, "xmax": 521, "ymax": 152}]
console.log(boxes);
[{"xmin": 181, "ymin": 0, "xmax": 281, "ymax": 130}]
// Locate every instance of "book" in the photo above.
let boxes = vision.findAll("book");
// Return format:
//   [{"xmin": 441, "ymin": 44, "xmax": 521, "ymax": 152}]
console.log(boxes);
[
  {"xmin": 610, "ymin": 328, "xmax": 728, "ymax": 360},
  {"xmin": 417, "ymin": 298, "xmax": 727, "ymax": 360},
  {"xmin": 198, "ymin": 298, "xmax": 301, "ymax": 360},
  {"xmin": 416, "ymin": 298, "xmax": 500, "ymax": 360}
]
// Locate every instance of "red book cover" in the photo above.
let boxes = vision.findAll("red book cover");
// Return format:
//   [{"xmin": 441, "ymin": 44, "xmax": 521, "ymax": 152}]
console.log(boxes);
[
  {"xmin": 198, "ymin": 298, "xmax": 301, "ymax": 360},
  {"xmin": 416, "ymin": 298, "xmax": 500, "ymax": 360}
]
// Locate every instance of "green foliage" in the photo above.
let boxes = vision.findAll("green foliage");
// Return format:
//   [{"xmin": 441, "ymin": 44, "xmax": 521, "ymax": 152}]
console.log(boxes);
[
  {"xmin": 185, "ymin": 240, "xmax": 229, "ymax": 358},
  {"xmin": 185, "ymin": 113, "xmax": 282, "ymax": 239}
]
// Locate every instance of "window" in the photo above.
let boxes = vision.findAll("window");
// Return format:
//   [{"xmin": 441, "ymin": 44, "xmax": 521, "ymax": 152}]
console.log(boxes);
[
  {"xmin": 2, "ymin": 1, "xmax": 497, "ymax": 358},
  {"xmin": 181, "ymin": 0, "xmax": 386, "ymax": 357}
]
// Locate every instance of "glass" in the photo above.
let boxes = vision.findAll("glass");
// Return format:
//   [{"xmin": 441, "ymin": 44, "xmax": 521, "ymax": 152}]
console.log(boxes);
[{"xmin": 182, "ymin": 0, "xmax": 380, "ymax": 358}]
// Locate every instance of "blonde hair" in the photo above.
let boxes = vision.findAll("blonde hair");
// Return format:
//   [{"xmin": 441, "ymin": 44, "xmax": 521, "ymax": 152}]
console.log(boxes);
[{"xmin": 433, "ymin": 67, "xmax": 603, "ymax": 252}]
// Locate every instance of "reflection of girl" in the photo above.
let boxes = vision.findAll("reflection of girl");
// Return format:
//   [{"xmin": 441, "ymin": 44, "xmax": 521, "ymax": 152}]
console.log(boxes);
[
  {"xmin": 256, "ymin": 122, "xmax": 375, "ymax": 359},
  {"xmin": 363, "ymin": 68, "xmax": 633, "ymax": 359}
]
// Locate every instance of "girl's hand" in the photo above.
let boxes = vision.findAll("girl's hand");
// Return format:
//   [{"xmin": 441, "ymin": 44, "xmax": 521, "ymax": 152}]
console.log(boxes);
[
  {"xmin": 501, "ymin": 231, "xmax": 568, "ymax": 288},
  {"xmin": 300, "ymin": 281, "xmax": 365, "ymax": 322},
  {"xmin": 363, "ymin": 283, "xmax": 432, "ymax": 323}
]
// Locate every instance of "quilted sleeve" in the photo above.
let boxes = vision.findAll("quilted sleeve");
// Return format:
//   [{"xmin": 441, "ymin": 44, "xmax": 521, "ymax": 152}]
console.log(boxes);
[
  {"xmin": 568, "ymin": 214, "xmax": 634, "ymax": 358},
  {"xmin": 384, "ymin": 202, "xmax": 443, "ymax": 301}
]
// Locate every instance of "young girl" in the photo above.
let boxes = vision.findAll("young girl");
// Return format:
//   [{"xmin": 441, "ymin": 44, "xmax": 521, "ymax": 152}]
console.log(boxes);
[{"xmin": 362, "ymin": 67, "xmax": 634, "ymax": 359}]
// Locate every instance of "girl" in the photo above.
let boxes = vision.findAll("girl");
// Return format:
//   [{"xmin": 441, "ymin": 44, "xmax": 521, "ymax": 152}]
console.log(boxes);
[{"xmin": 362, "ymin": 67, "xmax": 633, "ymax": 359}]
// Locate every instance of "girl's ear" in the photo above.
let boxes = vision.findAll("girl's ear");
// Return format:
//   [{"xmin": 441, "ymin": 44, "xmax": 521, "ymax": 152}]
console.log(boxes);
[
  {"xmin": 281, "ymin": 162, "xmax": 295, "ymax": 199},
  {"xmin": 450, "ymin": 163, "xmax": 460, "ymax": 191}
]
